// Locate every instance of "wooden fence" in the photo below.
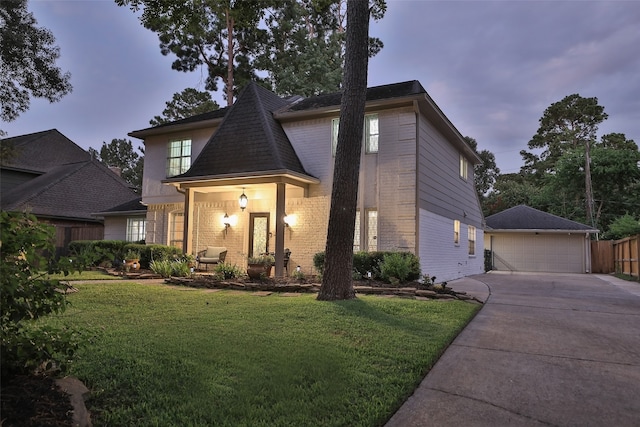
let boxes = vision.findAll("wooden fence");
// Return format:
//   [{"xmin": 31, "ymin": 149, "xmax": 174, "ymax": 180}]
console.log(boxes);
[
  {"xmin": 613, "ymin": 234, "xmax": 640, "ymax": 280},
  {"xmin": 591, "ymin": 240, "xmax": 614, "ymax": 274}
]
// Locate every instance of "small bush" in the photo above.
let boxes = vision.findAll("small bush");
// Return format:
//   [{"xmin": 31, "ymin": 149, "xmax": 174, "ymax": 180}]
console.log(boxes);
[
  {"xmin": 313, "ymin": 252, "xmax": 326, "ymax": 274},
  {"xmin": 313, "ymin": 250, "xmax": 421, "ymax": 283},
  {"xmin": 171, "ymin": 260, "xmax": 191, "ymax": 277},
  {"xmin": 150, "ymin": 260, "xmax": 173, "ymax": 278},
  {"xmin": 214, "ymin": 262, "xmax": 244, "ymax": 280},
  {"xmin": 379, "ymin": 252, "xmax": 413, "ymax": 284}
]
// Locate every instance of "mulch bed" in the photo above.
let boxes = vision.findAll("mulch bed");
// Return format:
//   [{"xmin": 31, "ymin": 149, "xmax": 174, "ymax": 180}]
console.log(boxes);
[{"xmin": 1, "ymin": 375, "xmax": 74, "ymax": 427}]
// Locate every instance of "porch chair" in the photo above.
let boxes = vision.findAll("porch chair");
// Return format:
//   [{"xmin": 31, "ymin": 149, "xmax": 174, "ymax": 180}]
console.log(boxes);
[{"xmin": 196, "ymin": 246, "xmax": 227, "ymax": 271}]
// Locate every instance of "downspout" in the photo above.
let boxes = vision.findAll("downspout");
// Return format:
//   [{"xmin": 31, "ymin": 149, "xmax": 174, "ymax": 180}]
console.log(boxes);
[{"xmin": 413, "ymin": 100, "xmax": 421, "ymax": 260}]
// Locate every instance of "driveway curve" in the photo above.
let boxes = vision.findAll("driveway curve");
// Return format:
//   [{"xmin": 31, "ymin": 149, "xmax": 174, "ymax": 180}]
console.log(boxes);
[{"xmin": 386, "ymin": 272, "xmax": 640, "ymax": 427}]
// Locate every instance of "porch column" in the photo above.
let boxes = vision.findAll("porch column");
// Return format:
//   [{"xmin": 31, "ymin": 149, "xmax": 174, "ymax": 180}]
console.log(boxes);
[
  {"xmin": 182, "ymin": 187, "xmax": 195, "ymax": 255},
  {"xmin": 274, "ymin": 183, "xmax": 286, "ymax": 277}
]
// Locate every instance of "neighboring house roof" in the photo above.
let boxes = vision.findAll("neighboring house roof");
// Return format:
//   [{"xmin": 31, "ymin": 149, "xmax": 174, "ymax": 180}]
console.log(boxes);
[
  {"xmin": 1, "ymin": 158, "xmax": 140, "ymax": 222},
  {"xmin": 485, "ymin": 205, "xmax": 598, "ymax": 233},
  {"xmin": 165, "ymin": 82, "xmax": 315, "ymax": 183},
  {"xmin": 95, "ymin": 197, "xmax": 147, "ymax": 217},
  {"xmin": 0, "ymin": 129, "xmax": 90, "ymax": 174}
]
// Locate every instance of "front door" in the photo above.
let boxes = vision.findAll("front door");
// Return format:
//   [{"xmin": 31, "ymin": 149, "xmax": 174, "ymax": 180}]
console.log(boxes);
[{"xmin": 249, "ymin": 213, "xmax": 270, "ymax": 257}]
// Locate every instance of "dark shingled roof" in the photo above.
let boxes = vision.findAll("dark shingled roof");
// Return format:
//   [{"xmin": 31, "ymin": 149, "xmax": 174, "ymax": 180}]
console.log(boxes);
[
  {"xmin": 279, "ymin": 80, "xmax": 427, "ymax": 113},
  {"xmin": 1, "ymin": 159, "xmax": 140, "ymax": 221},
  {"xmin": 97, "ymin": 197, "xmax": 146, "ymax": 215},
  {"xmin": 176, "ymin": 82, "xmax": 309, "ymax": 179},
  {"xmin": 138, "ymin": 107, "xmax": 229, "ymax": 132},
  {"xmin": 486, "ymin": 205, "xmax": 597, "ymax": 231},
  {"xmin": 1, "ymin": 129, "xmax": 90, "ymax": 173}
]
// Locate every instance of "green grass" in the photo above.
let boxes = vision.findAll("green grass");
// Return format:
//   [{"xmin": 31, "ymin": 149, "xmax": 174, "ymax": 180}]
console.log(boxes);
[
  {"xmin": 46, "ymin": 270, "xmax": 122, "ymax": 281},
  {"xmin": 47, "ymin": 283, "xmax": 480, "ymax": 426}
]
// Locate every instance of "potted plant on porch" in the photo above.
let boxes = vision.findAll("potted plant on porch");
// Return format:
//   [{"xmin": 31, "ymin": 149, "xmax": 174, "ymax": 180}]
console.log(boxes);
[
  {"xmin": 246, "ymin": 254, "xmax": 275, "ymax": 280},
  {"xmin": 124, "ymin": 249, "xmax": 141, "ymax": 271}
]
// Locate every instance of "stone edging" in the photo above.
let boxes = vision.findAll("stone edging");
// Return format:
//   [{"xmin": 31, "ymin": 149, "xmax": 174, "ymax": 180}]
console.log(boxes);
[{"xmin": 164, "ymin": 277, "xmax": 484, "ymax": 303}]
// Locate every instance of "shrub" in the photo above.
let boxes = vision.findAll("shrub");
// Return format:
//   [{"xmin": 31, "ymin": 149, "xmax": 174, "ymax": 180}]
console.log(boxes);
[
  {"xmin": 214, "ymin": 262, "xmax": 244, "ymax": 280},
  {"xmin": 1, "ymin": 212, "xmax": 80, "ymax": 378},
  {"xmin": 379, "ymin": 252, "xmax": 413, "ymax": 285},
  {"xmin": 171, "ymin": 260, "xmax": 191, "ymax": 277},
  {"xmin": 150, "ymin": 260, "xmax": 173, "ymax": 278},
  {"xmin": 313, "ymin": 252, "xmax": 326, "ymax": 274},
  {"xmin": 313, "ymin": 251, "xmax": 421, "ymax": 283}
]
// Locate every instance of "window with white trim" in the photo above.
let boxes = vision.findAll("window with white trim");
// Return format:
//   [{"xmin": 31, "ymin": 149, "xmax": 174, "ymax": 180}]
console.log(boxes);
[
  {"xmin": 459, "ymin": 154, "xmax": 468, "ymax": 180},
  {"xmin": 170, "ymin": 212, "xmax": 184, "ymax": 249},
  {"xmin": 167, "ymin": 138, "xmax": 191, "ymax": 177},
  {"xmin": 332, "ymin": 114, "xmax": 379, "ymax": 156},
  {"xmin": 454, "ymin": 220, "xmax": 460, "ymax": 245},
  {"xmin": 126, "ymin": 218, "xmax": 146, "ymax": 242},
  {"xmin": 468, "ymin": 225, "xmax": 476, "ymax": 256}
]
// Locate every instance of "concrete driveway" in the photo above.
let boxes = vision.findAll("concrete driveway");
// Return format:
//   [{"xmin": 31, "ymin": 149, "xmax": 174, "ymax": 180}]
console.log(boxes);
[{"xmin": 386, "ymin": 272, "xmax": 640, "ymax": 427}]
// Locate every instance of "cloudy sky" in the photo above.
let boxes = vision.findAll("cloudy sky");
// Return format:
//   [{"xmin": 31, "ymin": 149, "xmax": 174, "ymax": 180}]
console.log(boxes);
[{"xmin": 3, "ymin": 0, "xmax": 639, "ymax": 173}]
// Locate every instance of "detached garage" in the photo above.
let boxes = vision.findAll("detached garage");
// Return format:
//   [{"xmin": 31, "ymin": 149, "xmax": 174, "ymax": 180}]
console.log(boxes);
[{"xmin": 485, "ymin": 205, "xmax": 599, "ymax": 273}]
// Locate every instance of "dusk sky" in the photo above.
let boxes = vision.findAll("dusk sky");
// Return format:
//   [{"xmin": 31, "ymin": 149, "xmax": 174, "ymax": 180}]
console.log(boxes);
[{"xmin": 3, "ymin": 0, "xmax": 639, "ymax": 174}]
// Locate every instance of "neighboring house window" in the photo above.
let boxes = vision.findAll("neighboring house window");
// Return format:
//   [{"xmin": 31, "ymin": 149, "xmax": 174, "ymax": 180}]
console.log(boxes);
[
  {"xmin": 459, "ymin": 154, "xmax": 468, "ymax": 180},
  {"xmin": 354, "ymin": 211, "xmax": 361, "ymax": 252},
  {"xmin": 454, "ymin": 220, "xmax": 460, "ymax": 245},
  {"xmin": 126, "ymin": 218, "xmax": 146, "ymax": 242},
  {"xmin": 170, "ymin": 211, "xmax": 184, "ymax": 249},
  {"xmin": 468, "ymin": 225, "xmax": 476, "ymax": 256},
  {"xmin": 367, "ymin": 210, "xmax": 378, "ymax": 251},
  {"xmin": 332, "ymin": 114, "xmax": 379, "ymax": 156},
  {"xmin": 167, "ymin": 138, "xmax": 191, "ymax": 177}
]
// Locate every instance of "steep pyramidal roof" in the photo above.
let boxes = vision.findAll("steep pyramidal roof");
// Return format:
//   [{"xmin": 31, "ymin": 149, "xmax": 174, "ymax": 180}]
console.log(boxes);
[
  {"xmin": 175, "ymin": 83, "xmax": 309, "ymax": 180},
  {"xmin": 486, "ymin": 205, "xmax": 598, "ymax": 231}
]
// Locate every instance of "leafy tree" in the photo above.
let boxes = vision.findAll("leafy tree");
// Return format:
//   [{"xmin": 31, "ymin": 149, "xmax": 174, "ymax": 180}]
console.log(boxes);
[
  {"xmin": 482, "ymin": 173, "xmax": 540, "ymax": 216},
  {"xmin": 464, "ymin": 136, "xmax": 500, "ymax": 199},
  {"xmin": 318, "ymin": 0, "xmax": 370, "ymax": 301},
  {"xmin": 149, "ymin": 88, "xmax": 220, "ymax": 126},
  {"xmin": 544, "ymin": 133, "xmax": 640, "ymax": 230},
  {"xmin": 262, "ymin": 0, "xmax": 385, "ymax": 97},
  {"xmin": 115, "ymin": 0, "xmax": 385, "ymax": 103},
  {"xmin": 603, "ymin": 214, "xmax": 640, "ymax": 240},
  {"xmin": 97, "ymin": 138, "xmax": 143, "ymax": 191},
  {"xmin": 0, "ymin": 0, "xmax": 72, "ymax": 123},
  {"xmin": 1, "ymin": 212, "xmax": 80, "ymax": 378},
  {"xmin": 520, "ymin": 94, "xmax": 608, "ymax": 226}
]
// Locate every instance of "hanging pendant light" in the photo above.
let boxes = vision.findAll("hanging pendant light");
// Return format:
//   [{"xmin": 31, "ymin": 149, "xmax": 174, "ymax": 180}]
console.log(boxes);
[{"xmin": 239, "ymin": 188, "xmax": 248, "ymax": 211}]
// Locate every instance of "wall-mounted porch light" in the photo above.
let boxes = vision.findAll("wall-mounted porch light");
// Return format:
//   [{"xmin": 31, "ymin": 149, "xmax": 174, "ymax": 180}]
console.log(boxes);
[
  {"xmin": 223, "ymin": 213, "xmax": 231, "ymax": 235},
  {"xmin": 283, "ymin": 213, "xmax": 296, "ymax": 227}
]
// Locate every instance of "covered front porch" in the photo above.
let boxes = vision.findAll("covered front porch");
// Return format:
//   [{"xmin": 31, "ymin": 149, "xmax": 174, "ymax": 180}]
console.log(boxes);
[{"xmin": 168, "ymin": 172, "xmax": 319, "ymax": 277}]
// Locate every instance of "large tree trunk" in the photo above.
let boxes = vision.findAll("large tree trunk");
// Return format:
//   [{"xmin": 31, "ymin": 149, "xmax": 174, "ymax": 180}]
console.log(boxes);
[{"xmin": 317, "ymin": 0, "xmax": 370, "ymax": 301}]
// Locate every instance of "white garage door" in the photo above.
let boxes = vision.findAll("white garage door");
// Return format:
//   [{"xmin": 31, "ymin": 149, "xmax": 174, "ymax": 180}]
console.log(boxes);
[{"xmin": 490, "ymin": 233, "xmax": 586, "ymax": 273}]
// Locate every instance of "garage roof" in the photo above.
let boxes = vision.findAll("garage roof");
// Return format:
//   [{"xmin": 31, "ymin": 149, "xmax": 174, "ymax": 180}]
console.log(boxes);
[{"xmin": 486, "ymin": 205, "xmax": 599, "ymax": 233}]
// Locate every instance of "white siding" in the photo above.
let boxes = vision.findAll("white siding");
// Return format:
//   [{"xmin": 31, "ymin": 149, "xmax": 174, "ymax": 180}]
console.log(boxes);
[{"xmin": 419, "ymin": 209, "xmax": 484, "ymax": 282}]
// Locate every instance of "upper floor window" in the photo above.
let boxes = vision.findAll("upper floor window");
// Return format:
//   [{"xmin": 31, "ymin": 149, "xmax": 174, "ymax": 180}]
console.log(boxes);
[
  {"xmin": 454, "ymin": 220, "xmax": 460, "ymax": 245},
  {"xmin": 332, "ymin": 114, "xmax": 379, "ymax": 156},
  {"xmin": 468, "ymin": 225, "xmax": 476, "ymax": 256},
  {"xmin": 167, "ymin": 138, "xmax": 191, "ymax": 177},
  {"xmin": 459, "ymin": 154, "xmax": 468, "ymax": 180},
  {"xmin": 126, "ymin": 218, "xmax": 146, "ymax": 242}
]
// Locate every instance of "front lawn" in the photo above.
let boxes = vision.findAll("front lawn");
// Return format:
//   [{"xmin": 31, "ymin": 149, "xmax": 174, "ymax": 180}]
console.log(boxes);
[{"xmin": 48, "ymin": 282, "xmax": 479, "ymax": 426}]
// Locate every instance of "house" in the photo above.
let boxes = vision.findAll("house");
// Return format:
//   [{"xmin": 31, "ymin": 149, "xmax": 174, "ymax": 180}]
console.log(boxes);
[
  {"xmin": 0, "ymin": 129, "xmax": 142, "ymax": 255},
  {"xmin": 129, "ymin": 80, "xmax": 485, "ymax": 281},
  {"xmin": 484, "ymin": 205, "xmax": 599, "ymax": 273}
]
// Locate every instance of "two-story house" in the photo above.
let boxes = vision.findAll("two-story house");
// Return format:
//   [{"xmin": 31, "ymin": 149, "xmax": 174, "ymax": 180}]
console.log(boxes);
[{"xmin": 128, "ymin": 80, "xmax": 484, "ymax": 282}]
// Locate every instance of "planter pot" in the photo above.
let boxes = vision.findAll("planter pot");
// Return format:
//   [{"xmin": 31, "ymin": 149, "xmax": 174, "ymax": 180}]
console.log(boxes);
[
  {"xmin": 247, "ymin": 263, "xmax": 273, "ymax": 280},
  {"xmin": 125, "ymin": 259, "xmax": 140, "ymax": 270}
]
